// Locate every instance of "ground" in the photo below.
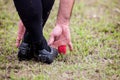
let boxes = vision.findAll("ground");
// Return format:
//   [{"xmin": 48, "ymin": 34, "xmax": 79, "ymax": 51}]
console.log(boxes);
[{"xmin": 0, "ymin": 0, "xmax": 120, "ymax": 80}]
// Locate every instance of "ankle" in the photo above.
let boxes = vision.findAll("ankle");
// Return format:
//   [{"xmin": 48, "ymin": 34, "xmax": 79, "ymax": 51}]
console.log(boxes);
[{"xmin": 33, "ymin": 41, "xmax": 51, "ymax": 52}]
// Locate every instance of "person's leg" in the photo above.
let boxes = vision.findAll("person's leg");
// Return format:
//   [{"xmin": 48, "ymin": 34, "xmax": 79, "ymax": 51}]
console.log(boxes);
[
  {"xmin": 42, "ymin": 0, "xmax": 55, "ymax": 27},
  {"xmin": 13, "ymin": 0, "xmax": 58, "ymax": 63},
  {"xmin": 23, "ymin": 0, "xmax": 55, "ymax": 43},
  {"xmin": 13, "ymin": 0, "xmax": 50, "ymax": 51}
]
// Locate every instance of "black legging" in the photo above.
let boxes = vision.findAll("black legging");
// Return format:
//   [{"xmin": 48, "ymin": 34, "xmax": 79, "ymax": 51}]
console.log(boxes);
[{"xmin": 13, "ymin": 0, "xmax": 54, "ymax": 50}]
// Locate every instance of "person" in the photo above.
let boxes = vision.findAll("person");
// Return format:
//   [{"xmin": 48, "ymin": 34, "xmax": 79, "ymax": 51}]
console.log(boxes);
[{"xmin": 13, "ymin": 0, "xmax": 74, "ymax": 64}]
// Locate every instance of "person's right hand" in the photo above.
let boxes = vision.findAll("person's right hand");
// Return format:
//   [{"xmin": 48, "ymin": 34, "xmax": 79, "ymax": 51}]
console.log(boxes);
[
  {"xmin": 16, "ymin": 20, "xmax": 25, "ymax": 47},
  {"xmin": 48, "ymin": 24, "xmax": 73, "ymax": 51}
]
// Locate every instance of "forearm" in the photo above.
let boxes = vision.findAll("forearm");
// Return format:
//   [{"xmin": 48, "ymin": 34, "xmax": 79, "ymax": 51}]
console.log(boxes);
[{"xmin": 56, "ymin": 0, "xmax": 75, "ymax": 26}]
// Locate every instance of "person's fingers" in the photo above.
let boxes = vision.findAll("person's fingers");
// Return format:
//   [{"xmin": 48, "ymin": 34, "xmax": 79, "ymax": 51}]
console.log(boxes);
[
  {"xmin": 68, "ymin": 41, "xmax": 73, "ymax": 51},
  {"xmin": 16, "ymin": 32, "xmax": 24, "ymax": 48},
  {"xmin": 48, "ymin": 34, "xmax": 54, "ymax": 46},
  {"xmin": 16, "ymin": 31, "xmax": 24, "ymax": 48},
  {"xmin": 52, "ymin": 39, "xmax": 66, "ymax": 48},
  {"xmin": 15, "ymin": 20, "xmax": 25, "ymax": 48},
  {"xmin": 16, "ymin": 37, "xmax": 21, "ymax": 48},
  {"xmin": 50, "ymin": 44, "xmax": 57, "ymax": 49},
  {"xmin": 62, "ymin": 27, "xmax": 73, "ymax": 51},
  {"xmin": 16, "ymin": 42, "xmax": 20, "ymax": 48}
]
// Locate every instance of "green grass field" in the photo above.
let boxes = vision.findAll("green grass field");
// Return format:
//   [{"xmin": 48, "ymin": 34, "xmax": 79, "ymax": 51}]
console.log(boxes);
[{"xmin": 0, "ymin": 0, "xmax": 120, "ymax": 80}]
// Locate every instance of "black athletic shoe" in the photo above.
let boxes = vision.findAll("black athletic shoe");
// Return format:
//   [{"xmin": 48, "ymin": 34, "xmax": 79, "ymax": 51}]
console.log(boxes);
[
  {"xmin": 18, "ymin": 42, "xmax": 33, "ymax": 61},
  {"xmin": 34, "ymin": 47, "xmax": 58, "ymax": 64}
]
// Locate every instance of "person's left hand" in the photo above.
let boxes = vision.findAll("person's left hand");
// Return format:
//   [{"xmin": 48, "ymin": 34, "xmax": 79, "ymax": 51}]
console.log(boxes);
[
  {"xmin": 16, "ymin": 20, "xmax": 25, "ymax": 47},
  {"xmin": 48, "ymin": 24, "xmax": 73, "ymax": 51}
]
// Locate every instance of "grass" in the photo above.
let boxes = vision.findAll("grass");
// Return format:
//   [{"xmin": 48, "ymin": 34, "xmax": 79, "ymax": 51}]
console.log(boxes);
[{"xmin": 0, "ymin": 0, "xmax": 120, "ymax": 80}]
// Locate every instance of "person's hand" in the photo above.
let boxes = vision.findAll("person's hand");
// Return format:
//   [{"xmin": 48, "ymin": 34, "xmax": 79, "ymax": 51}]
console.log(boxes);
[
  {"xmin": 16, "ymin": 20, "xmax": 25, "ymax": 47},
  {"xmin": 48, "ymin": 24, "xmax": 73, "ymax": 51}
]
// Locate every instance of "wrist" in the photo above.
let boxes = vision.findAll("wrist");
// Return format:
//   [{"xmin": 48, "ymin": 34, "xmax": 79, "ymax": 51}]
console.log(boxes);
[
  {"xmin": 56, "ymin": 23, "xmax": 69, "ymax": 29},
  {"xmin": 56, "ymin": 15, "xmax": 70, "ymax": 26},
  {"xmin": 56, "ymin": 21, "xmax": 70, "ymax": 29}
]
